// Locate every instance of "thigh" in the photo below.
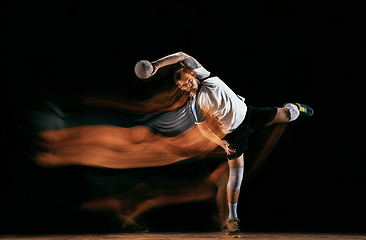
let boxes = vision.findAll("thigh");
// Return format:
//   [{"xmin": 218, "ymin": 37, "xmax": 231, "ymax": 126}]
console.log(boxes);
[
  {"xmin": 227, "ymin": 154, "xmax": 244, "ymax": 168},
  {"xmin": 248, "ymin": 106, "xmax": 277, "ymax": 132}
]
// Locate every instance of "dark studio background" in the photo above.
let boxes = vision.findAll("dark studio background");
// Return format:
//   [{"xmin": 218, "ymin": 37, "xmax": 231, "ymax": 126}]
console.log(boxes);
[{"xmin": 1, "ymin": 0, "xmax": 365, "ymax": 235}]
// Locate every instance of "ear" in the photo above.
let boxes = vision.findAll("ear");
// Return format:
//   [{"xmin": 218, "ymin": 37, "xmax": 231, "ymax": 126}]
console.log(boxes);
[{"xmin": 190, "ymin": 70, "xmax": 196, "ymax": 78}]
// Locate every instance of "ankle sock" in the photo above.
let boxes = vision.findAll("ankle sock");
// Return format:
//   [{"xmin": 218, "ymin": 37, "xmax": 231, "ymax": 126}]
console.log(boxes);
[{"xmin": 228, "ymin": 203, "xmax": 238, "ymax": 219}]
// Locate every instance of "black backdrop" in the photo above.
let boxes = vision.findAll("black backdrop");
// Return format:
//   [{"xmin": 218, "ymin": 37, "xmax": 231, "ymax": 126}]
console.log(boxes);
[{"xmin": 1, "ymin": 0, "xmax": 365, "ymax": 234}]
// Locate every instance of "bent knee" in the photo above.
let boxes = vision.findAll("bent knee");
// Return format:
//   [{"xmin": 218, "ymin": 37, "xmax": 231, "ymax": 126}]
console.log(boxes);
[
  {"xmin": 279, "ymin": 107, "xmax": 291, "ymax": 122},
  {"xmin": 267, "ymin": 108, "xmax": 291, "ymax": 125}
]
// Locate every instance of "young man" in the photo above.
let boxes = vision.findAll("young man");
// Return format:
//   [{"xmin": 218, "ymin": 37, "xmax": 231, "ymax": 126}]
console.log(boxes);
[{"xmin": 149, "ymin": 52, "xmax": 313, "ymax": 236}]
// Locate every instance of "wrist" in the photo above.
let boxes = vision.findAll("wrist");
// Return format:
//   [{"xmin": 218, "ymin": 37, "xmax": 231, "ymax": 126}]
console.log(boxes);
[
  {"xmin": 151, "ymin": 61, "xmax": 160, "ymax": 72},
  {"xmin": 151, "ymin": 61, "xmax": 159, "ymax": 68}
]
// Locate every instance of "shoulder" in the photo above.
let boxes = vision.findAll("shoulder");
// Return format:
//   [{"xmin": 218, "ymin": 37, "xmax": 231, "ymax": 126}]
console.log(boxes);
[
  {"xmin": 201, "ymin": 76, "xmax": 222, "ymax": 87},
  {"xmin": 179, "ymin": 53, "xmax": 202, "ymax": 70},
  {"xmin": 193, "ymin": 66, "xmax": 212, "ymax": 80}
]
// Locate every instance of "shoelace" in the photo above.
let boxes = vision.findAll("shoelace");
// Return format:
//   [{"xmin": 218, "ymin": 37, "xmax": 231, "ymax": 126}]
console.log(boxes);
[{"xmin": 296, "ymin": 103, "xmax": 307, "ymax": 113}]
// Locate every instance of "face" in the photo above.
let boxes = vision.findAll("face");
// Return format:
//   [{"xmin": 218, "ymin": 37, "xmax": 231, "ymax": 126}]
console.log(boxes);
[{"xmin": 176, "ymin": 73, "xmax": 200, "ymax": 93}]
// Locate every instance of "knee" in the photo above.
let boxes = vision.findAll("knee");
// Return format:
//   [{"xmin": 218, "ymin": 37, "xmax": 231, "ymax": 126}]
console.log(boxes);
[
  {"xmin": 227, "ymin": 167, "xmax": 244, "ymax": 190},
  {"xmin": 227, "ymin": 155, "xmax": 244, "ymax": 190},
  {"xmin": 282, "ymin": 108, "xmax": 291, "ymax": 121},
  {"xmin": 278, "ymin": 107, "xmax": 291, "ymax": 122},
  {"xmin": 267, "ymin": 108, "xmax": 291, "ymax": 125}
]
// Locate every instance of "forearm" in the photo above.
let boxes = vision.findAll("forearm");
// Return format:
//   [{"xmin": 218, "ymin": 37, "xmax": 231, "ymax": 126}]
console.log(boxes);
[
  {"xmin": 151, "ymin": 52, "xmax": 201, "ymax": 70},
  {"xmin": 151, "ymin": 52, "xmax": 188, "ymax": 69},
  {"xmin": 197, "ymin": 122, "xmax": 223, "ymax": 147},
  {"xmin": 197, "ymin": 122, "xmax": 234, "ymax": 156}
]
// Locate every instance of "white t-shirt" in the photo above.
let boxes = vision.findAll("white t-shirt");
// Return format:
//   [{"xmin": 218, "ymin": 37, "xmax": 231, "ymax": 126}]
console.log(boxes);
[
  {"xmin": 189, "ymin": 94, "xmax": 205, "ymax": 124},
  {"xmin": 193, "ymin": 66, "xmax": 247, "ymax": 134}
]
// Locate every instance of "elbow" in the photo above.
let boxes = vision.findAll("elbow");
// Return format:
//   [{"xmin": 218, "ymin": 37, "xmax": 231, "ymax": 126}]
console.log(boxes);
[{"xmin": 177, "ymin": 51, "xmax": 189, "ymax": 59}]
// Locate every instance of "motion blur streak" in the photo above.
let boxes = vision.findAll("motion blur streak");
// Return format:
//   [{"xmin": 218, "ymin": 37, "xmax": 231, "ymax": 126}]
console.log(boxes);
[
  {"xmin": 35, "ymin": 123, "xmax": 223, "ymax": 169},
  {"xmin": 29, "ymin": 88, "xmax": 225, "ymax": 168},
  {"xmin": 83, "ymin": 86, "xmax": 188, "ymax": 113},
  {"xmin": 20, "ymin": 81, "xmax": 288, "ymax": 231}
]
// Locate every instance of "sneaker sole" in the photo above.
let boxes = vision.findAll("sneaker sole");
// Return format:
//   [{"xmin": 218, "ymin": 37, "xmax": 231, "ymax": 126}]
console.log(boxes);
[{"xmin": 227, "ymin": 232, "xmax": 241, "ymax": 238}]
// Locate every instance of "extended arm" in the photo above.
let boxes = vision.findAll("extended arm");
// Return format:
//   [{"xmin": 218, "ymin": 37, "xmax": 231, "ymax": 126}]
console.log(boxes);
[
  {"xmin": 150, "ymin": 52, "xmax": 201, "ymax": 76},
  {"xmin": 196, "ymin": 122, "xmax": 234, "ymax": 156}
]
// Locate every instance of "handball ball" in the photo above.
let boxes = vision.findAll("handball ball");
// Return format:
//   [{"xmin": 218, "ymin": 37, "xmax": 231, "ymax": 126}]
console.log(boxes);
[{"xmin": 134, "ymin": 60, "xmax": 153, "ymax": 80}]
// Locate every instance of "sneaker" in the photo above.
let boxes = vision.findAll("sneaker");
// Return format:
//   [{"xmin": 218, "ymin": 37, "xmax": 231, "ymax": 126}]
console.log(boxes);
[
  {"xmin": 295, "ymin": 103, "xmax": 314, "ymax": 116},
  {"xmin": 227, "ymin": 218, "xmax": 241, "ymax": 238},
  {"xmin": 284, "ymin": 103, "xmax": 314, "ymax": 116},
  {"xmin": 121, "ymin": 219, "xmax": 149, "ymax": 233}
]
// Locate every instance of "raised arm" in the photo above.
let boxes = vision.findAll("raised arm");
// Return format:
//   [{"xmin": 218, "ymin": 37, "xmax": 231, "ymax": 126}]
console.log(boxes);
[{"xmin": 150, "ymin": 52, "xmax": 201, "ymax": 76}]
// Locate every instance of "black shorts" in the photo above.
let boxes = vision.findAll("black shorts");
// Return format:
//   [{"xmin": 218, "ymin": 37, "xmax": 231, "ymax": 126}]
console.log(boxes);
[{"xmin": 224, "ymin": 106, "xmax": 277, "ymax": 159}]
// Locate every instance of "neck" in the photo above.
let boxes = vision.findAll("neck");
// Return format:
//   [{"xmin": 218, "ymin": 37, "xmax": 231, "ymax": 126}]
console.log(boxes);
[
  {"xmin": 190, "ymin": 81, "xmax": 201, "ymax": 97},
  {"xmin": 190, "ymin": 90, "xmax": 197, "ymax": 97}
]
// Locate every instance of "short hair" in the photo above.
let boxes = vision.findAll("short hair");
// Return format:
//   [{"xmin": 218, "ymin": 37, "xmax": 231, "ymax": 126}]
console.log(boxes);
[{"xmin": 174, "ymin": 68, "xmax": 196, "ymax": 83}]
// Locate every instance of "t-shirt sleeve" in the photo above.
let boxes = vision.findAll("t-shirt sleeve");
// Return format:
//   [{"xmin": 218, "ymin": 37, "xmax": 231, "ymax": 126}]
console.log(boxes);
[{"xmin": 193, "ymin": 66, "xmax": 211, "ymax": 80}]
